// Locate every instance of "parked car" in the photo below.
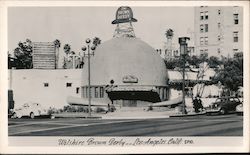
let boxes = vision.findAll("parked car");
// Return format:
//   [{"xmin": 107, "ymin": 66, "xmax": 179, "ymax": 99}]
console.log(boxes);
[
  {"xmin": 236, "ymin": 103, "xmax": 243, "ymax": 115},
  {"xmin": 206, "ymin": 97, "xmax": 242, "ymax": 115},
  {"xmin": 11, "ymin": 102, "xmax": 49, "ymax": 119}
]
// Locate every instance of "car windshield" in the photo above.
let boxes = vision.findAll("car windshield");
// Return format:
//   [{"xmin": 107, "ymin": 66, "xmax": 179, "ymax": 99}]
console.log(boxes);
[
  {"xmin": 215, "ymin": 98, "xmax": 222, "ymax": 102},
  {"xmin": 230, "ymin": 98, "xmax": 235, "ymax": 101}
]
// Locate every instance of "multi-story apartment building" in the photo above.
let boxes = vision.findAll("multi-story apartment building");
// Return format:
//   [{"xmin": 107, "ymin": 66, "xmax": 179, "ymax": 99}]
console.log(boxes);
[{"xmin": 194, "ymin": 6, "xmax": 243, "ymax": 57}]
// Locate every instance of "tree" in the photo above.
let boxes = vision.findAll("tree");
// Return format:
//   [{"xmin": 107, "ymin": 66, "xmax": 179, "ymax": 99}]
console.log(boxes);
[
  {"xmin": 93, "ymin": 37, "xmax": 101, "ymax": 47},
  {"xmin": 63, "ymin": 44, "xmax": 71, "ymax": 55},
  {"xmin": 199, "ymin": 52, "xmax": 208, "ymax": 62},
  {"xmin": 53, "ymin": 39, "xmax": 61, "ymax": 48},
  {"xmin": 53, "ymin": 39, "xmax": 61, "ymax": 69},
  {"xmin": 208, "ymin": 56, "xmax": 222, "ymax": 68},
  {"xmin": 165, "ymin": 29, "xmax": 174, "ymax": 39},
  {"xmin": 164, "ymin": 58, "xmax": 181, "ymax": 69},
  {"xmin": 187, "ymin": 55, "xmax": 200, "ymax": 68},
  {"xmin": 63, "ymin": 44, "xmax": 71, "ymax": 69},
  {"xmin": 213, "ymin": 52, "xmax": 243, "ymax": 93},
  {"xmin": 13, "ymin": 39, "xmax": 33, "ymax": 69}
]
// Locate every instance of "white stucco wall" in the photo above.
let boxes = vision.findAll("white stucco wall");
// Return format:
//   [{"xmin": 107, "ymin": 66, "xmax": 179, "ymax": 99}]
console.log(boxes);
[{"xmin": 8, "ymin": 69, "xmax": 82, "ymax": 109}]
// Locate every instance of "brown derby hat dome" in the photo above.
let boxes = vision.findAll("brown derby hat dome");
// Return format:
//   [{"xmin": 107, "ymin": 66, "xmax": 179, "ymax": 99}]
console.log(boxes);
[{"xmin": 82, "ymin": 37, "xmax": 168, "ymax": 86}]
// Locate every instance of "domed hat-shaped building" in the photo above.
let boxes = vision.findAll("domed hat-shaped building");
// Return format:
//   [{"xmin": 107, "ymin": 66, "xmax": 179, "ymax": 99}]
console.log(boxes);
[{"xmin": 81, "ymin": 7, "xmax": 169, "ymax": 107}]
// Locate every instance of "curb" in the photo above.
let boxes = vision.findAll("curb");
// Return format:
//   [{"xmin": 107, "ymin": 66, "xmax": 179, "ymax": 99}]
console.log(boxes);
[
  {"xmin": 51, "ymin": 114, "xmax": 102, "ymax": 119},
  {"xmin": 169, "ymin": 112, "xmax": 206, "ymax": 117},
  {"xmin": 102, "ymin": 116, "xmax": 170, "ymax": 120}
]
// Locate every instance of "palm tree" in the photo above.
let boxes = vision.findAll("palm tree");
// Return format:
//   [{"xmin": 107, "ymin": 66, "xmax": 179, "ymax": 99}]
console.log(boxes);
[
  {"xmin": 165, "ymin": 29, "xmax": 174, "ymax": 39},
  {"xmin": 54, "ymin": 39, "xmax": 61, "ymax": 48},
  {"xmin": 63, "ymin": 44, "xmax": 71, "ymax": 69},
  {"xmin": 165, "ymin": 29, "xmax": 174, "ymax": 59},
  {"xmin": 63, "ymin": 44, "xmax": 71, "ymax": 55},
  {"xmin": 53, "ymin": 39, "xmax": 61, "ymax": 69},
  {"xmin": 93, "ymin": 37, "xmax": 101, "ymax": 47}
]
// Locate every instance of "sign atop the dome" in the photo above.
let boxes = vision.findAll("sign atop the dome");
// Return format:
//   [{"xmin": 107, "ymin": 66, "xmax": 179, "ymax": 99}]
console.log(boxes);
[
  {"xmin": 112, "ymin": 6, "xmax": 138, "ymax": 24},
  {"xmin": 122, "ymin": 75, "xmax": 138, "ymax": 83}
]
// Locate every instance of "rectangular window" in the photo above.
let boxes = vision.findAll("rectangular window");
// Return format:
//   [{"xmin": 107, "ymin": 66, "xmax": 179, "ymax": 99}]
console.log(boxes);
[
  {"xmin": 233, "ymin": 31, "xmax": 239, "ymax": 42},
  {"xmin": 82, "ymin": 87, "xmax": 85, "ymax": 97},
  {"xmin": 100, "ymin": 87, "xmax": 104, "ymax": 98},
  {"xmin": 218, "ymin": 22, "xmax": 221, "ymax": 28},
  {"xmin": 76, "ymin": 87, "xmax": 80, "ymax": 94},
  {"xmin": 200, "ymin": 50, "xmax": 204, "ymax": 54},
  {"xmin": 205, "ymin": 11, "xmax": 208, "ymax": 19},
  {"xmin": 94, "ymin": 87, "xmax": 98, "ymax": 98},
  {"xmin": 161, "ymin": 88, "xmax": 164, "ymax": 100},
  {"xmin": 200, "ymin": 24, "xmax": 204, "ymax": 33},
  {"xmin": 234, "ymin": 14, "xmax": 239, "ymax": 24},
  {"xmin": 86, "ymin": 87, "xmax": 88, "ymax": 98},
  {"xmin": 218, "ymin": 9, "xmax": 221, "ymax": 15},
  {"xmin": 204, "ymin": 37, "xmax": 208, "ymax": 45},
  {"xmin": 66, "ymin": 83, "xmax": 72, "ymax": 87},
  {"xmin": 217, "ymin": 48, "xmax": 221, "ymax": 54},
  {"xmin": 89, "ymin": 87, "xmax": 92, "ymax": 97},
  {"xmin": 205, "ymin": 24, "xmax": 208, "ymax": 32},
  {"xmin": 218, "ymin": 35, "xmax": 221, "ymax": 41},
  {"xmin": 204, "ymin": 49, "xmax": 208, "ymax": 53},
  {"xmin": 44, "ymin": 83, "xmax": 49, "ymax": 87},
  {"xmin": 233, "ymin": 49, "xmax": 238, "ymax": 53},
  {"xmin": 200, "ymin": 37, "xmax": 204, "ymax": 45},
  {"xmin": 200, "ymin": 12, "xmax": 204, "ymax": 20}
]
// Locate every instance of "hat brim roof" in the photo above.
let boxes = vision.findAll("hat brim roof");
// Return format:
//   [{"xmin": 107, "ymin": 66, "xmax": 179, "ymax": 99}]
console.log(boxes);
[{"xmin": 111, "ymin": 18, "xmax": 137, "ymax": 24}]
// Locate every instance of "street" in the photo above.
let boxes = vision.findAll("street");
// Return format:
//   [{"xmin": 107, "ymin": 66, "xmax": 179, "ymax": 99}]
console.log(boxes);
[{"xmin": 8, "ymin": 114, "xmax": 243, "ymax": 136}]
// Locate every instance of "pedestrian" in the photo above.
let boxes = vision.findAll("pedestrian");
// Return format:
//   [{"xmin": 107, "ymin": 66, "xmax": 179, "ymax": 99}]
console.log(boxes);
[
  {"xmin": 107, "ymin": 103, "xmax": 110, "ymax": 112},
  {"xmin": 197, "ymin": 97, "xmax": 204, "ymax": 112},
  {"xmin": 193, "ymin": 97, "xmax": 199, "ymax": 113}
]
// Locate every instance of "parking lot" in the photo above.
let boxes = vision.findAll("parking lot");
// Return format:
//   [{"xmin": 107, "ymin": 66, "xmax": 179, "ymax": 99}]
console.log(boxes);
[{"xmin": 8, "ymin": 114, "xmax": 243, "ymax": 136}]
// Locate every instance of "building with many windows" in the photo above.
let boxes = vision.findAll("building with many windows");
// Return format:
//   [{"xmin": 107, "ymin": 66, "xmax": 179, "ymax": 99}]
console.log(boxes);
[{"xmin": 194, "ymin": 6, "xmax": 243, "ymax": 57}]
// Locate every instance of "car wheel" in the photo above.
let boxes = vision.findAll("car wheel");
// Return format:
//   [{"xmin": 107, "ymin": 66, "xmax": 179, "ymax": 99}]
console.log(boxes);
[
  {"xmin": 12, "ymin": 112, "xmax": 17, "ymax": 119},
  {"xmin": 30, "ymin": 112, "xmax": 35, "ymax": 119},
  {"xmin": 219, "ymin": 108, "xmax": 226, "ymax": 115}
]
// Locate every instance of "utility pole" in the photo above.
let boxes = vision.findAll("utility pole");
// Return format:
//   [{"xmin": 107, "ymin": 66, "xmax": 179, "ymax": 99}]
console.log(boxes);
[{"xmin": 179, "ymin": 37, "xmax": 190, "ymax": 114}]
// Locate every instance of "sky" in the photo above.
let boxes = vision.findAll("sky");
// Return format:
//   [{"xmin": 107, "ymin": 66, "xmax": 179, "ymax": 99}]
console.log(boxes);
[{"xmin": 8, "ymin": 7, "xmax": 194, "ymax": 55}]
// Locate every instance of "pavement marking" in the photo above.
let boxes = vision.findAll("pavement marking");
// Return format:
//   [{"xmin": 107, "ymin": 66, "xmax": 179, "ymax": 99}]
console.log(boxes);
[{"xmin": 9, "ymin": 119, "xmax": 143, "ymax": 136}]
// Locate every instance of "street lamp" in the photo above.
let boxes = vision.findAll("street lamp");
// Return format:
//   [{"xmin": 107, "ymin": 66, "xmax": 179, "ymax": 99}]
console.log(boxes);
[
  {"xmin": 81, "ymin": 38, "xmax": 96, "ymax": 117},
  {"xmin": 68, "ymin": 52, "xmax": 80, "ymax": 69},
  {"xmin": 178, "ymin": 37, "xmax": 190, "ymax": 114}
]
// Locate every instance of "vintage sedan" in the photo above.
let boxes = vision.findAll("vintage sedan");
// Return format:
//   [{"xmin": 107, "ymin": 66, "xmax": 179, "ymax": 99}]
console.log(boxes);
[
  {"xmin": 236, "ymin": 103, "xmax": 243, "ymax": 115},
  {"xmin": 12, "ymin": 102, "xmax": 49, "ymax": 119},
  {"xmin": 206, "ymin": 97, "xmax": 242, "ymax": 115}
]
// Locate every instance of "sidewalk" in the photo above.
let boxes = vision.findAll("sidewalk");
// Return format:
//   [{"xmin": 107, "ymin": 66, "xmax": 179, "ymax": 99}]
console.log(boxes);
[
  {"xmin": 52, "ymin": 112, "xmax": 102, "ymax": 119},
  {"xmin": 169, "ymin": 111, "xmax": 207, "ymax": 117},
  {"xmin": 52, "ymin": 108, "xmax": 206, "ymax": 119}
]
